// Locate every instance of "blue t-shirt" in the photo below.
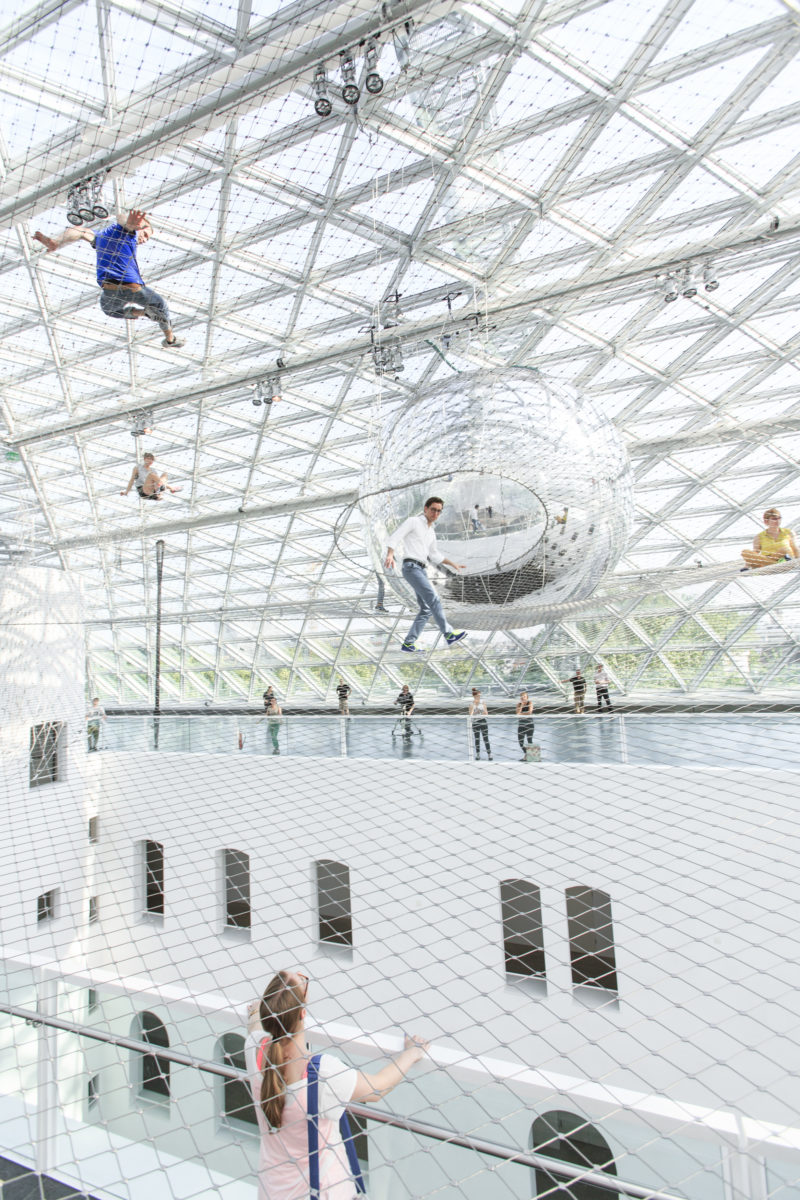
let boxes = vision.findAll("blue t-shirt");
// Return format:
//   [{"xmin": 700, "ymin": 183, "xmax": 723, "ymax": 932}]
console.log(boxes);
[{"xmin": 95, "ymin": 224, "xmax": 144, "ymax": 286}]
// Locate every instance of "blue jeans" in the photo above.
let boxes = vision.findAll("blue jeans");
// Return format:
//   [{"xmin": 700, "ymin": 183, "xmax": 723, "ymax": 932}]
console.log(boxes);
[
  {"xmin": 99, "ymin": 285, "xmax": 171, "ymax": 331},
  {"xmin": 402, "ymin": 561, "xmax": 452, "ymax": 643}
]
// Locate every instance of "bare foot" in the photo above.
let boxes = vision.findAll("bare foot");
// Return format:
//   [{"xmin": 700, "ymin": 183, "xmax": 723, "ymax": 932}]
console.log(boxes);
[{"xmin": 33, "ymin": 231, "xmax": 57, "ymax": 252}]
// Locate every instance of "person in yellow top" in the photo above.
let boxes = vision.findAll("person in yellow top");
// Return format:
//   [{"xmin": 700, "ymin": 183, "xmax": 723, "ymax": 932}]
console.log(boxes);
[{"xmin": 741, "ymin": 508, "xmax": 799, "ymax": 569}]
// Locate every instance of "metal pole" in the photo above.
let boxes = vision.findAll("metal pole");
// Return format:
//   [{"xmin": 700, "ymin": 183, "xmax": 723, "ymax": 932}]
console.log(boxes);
[{"xmin": 154, "ymin": 539, "xmax": 165, "ymax": 749}]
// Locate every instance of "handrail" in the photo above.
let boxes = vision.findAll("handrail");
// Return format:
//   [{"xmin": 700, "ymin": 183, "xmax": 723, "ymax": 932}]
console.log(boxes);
[{"xmin": 2, "ymin": 1001, "xmax": 688, "ymax": 1200}]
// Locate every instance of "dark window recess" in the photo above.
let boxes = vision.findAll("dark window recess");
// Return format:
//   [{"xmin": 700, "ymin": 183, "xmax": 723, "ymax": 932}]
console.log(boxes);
[
  {"xmin": 531, "ymin": 1110, "xmax": 618, "ymax": 1199},
  {"xmin": 37, "ymin": 889, "xmax": 56, "ymax": 923},
  {"xmin": 138, "ymin": 1012, "xmax": 170, "ymax": 1099},
  {"xmin": 88, "ymin": 816, "xmax": 98, "ymax": 844},
  {"xmin": 220, "ymin": 1034, "xmax": 257, "ymax": 1125},
  {"xmin": 316, "ymin": 859, "xmax": 353, "ymax": 947},
  {"xmin": 87, "ymin": 1075, "xmax": 99, "ymax": 1110},
  {"xmin": 500, "ymin": 879, "xmax": 546, "ymax": 978},
  {"xmin": 224, "ymin": 849, "xmax": 251, "ymax": 929},
  {"xmin": 144, "ymin": 840, "xmax": 165, "ymax": 916},
  {"xmin": 88, "ymin": 897, "xmax": 99, "ymax": 925},
  {"xmin": 565, "ymin": 887, "xmax": 618, "ymax": 993},
  {"xmin": 87, "ymin": 988, "xmax": 98, "ymax": 1014},
  {"xmin": 30, "ymin": 722, "xmax": 63, "ymax": 787}
]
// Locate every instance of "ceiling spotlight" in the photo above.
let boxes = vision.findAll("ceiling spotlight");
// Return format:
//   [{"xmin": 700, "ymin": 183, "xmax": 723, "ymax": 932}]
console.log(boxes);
[
  {"xmin": 364, "ymin": 37, "xmax": 383, "ymax": 93},
  {"xmin": 662, "ymin": 273, "xmax": 679, "ymax": 303},
  {"xmin": 681, "ymin": 264, "xmax": 697, "ymax": 299},
  {"xmin": 313, "ymin": 66, "xmax": 332, "ymax": 117},
  {"xmin": 340, "ymin": 51, "xmax": 360, "ymax": 106},
  {"xmin": 703, "ymin": 261, "xmax": 719, "ymax": 292}
]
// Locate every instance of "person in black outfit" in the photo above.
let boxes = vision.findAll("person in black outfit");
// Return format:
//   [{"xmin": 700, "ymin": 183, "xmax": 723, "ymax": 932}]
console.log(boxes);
[
  {"xmin": 395, "ymin": 685, "xmax": 415, "ymax": 739},
  {"xmin": 516, "ymin": 691, "xmax": 534, "ymax": 758}
]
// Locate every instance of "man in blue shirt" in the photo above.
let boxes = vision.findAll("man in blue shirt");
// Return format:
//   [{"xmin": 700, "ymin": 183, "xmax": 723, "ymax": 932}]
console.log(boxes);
[{"xmin": 34, "ymin": 209, "xmax": 183, "ymax": 348}]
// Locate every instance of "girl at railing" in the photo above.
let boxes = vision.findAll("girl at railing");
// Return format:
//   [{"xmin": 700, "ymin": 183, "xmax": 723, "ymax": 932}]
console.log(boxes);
[{"xmin": 246, "ymin": 970, "xmax": 429, "ymax": 1199}]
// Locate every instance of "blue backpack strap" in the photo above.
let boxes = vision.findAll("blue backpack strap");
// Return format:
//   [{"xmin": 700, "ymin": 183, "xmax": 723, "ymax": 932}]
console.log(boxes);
[
  {"xmin": 339, "ymin": 1110, "xmax": 367, "ymax": 1194},
  {"xmin": 307, "ymin": 1054, "xmax": 367, "ymax": 1197},
  {"xmin": 307, "ymin": 1053, "xmax": 322, "ymax": 1200}
]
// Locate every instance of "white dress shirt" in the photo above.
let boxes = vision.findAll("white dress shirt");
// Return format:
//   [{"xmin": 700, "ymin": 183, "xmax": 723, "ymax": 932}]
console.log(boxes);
[{"xmin": 390, "ymin": 513, "xmax": 444, "ymax": 566}]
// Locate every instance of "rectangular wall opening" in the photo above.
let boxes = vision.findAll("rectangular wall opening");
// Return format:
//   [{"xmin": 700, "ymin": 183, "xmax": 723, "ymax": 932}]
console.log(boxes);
[
  {"xmin": 566, "ymin": 886, "xmax": 618, "ymax": 994},
  {"xmin": 316, "ymin": 859, "xmax": 353, "ymax": 947},
  {"xmin": 224, "ymin": 849, "xmax": 251, "ymax": 930},
  {"xmin": 30, "ymin": 722, "xmax": 64, "ymax": 787}
]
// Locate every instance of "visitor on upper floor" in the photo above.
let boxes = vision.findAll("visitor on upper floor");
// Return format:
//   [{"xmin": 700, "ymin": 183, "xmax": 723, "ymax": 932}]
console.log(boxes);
[
  {"xmin": 246, "ymin": 969, "xmax": 429, "ymax": 1200},
  {"xmin": 120, "ymin": 452, "xmax": 180, "ymax": 501},
  {"xmin": 384, "ymin": 497, "xmax": 466, "ymax": 653},
  {"xmin": 86, "ymin": 697, "xmax": 106, "ymax": 752},
  {"xmin": 516, "ymin": 691, "xmax": 534, "ymax": 757},
  {"xmin": 336, "ymin": 678, "xmax": 351, "ymax": 717},
  {"xmin": 469, "ymin": 688, "xmax": 492, "ymax": 760},
  {"xmin": 561, "ymin": 668, "xmax": 587, "ymax": 714},
  {"xmin": 594, "ymin": 663, "xmax": 613, "ymax": 710}
]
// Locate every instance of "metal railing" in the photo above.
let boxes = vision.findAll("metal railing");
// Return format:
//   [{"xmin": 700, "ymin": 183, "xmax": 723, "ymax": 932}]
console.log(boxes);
[
  {"xmin": 0, "ymin": 1000, "xmax": 686, "ymax": 1200},
  {"xmin": 95, "ymin": 712, "xmax": 800, "ymax": 768}
]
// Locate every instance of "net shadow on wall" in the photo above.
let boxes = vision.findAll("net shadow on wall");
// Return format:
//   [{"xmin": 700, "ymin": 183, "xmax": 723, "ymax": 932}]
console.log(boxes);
[
  {"xmin": 218, "ymin": 1034, "xmax": 258, "ymax": 1129},
  {"xmin": 530, "ymin": 1111, "xmax": 619, "ymax": 1199},
  {"xmin": 133, "ymin": 1012, "xmax": 170, "ymax": 1101}
]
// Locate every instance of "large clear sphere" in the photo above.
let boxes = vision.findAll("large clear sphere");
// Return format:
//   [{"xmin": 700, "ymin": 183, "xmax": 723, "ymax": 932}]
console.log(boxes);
[{"xmin": 360, "ymin": 368, "xmax": 633, "ymax": 629}]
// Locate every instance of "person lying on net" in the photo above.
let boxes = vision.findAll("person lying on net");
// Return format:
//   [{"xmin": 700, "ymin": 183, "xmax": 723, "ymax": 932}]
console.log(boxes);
[
  {"xmin": 740, "ymin": 507, "xmax": 799, "ymax": 570},
  {"xmin": 33, "ymin": 209, "xmax": 184, "ymax": 348},
  {"xmin": 246, "ymin": 969, "xmax": 429, "ymax": 1200},
  {"xmin": 120, "ymin": 452, "xmax": 180, "ymax": 501}
]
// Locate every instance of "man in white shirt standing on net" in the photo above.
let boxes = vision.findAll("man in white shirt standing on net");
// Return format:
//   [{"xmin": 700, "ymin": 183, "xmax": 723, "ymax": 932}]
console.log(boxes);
[{"xmin": 384, "ymin": 496, "xmax": 468, "ymax": 653}]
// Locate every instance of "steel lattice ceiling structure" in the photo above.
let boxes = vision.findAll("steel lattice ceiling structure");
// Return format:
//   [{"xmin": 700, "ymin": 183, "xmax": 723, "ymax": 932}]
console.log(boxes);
[{"xmin": 1, "ymin": 0, "xmax": 800, "ymax": 705}]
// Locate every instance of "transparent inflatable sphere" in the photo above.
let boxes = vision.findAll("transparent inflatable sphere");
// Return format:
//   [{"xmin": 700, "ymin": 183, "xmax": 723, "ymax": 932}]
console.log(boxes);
[{"xmin": 360, "ymin": 368, "xmax": 633, "ymax": 629}]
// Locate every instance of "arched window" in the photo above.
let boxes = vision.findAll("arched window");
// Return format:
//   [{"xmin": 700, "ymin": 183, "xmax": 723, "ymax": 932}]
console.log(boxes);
[
  {"xmin": 530, "ymin": 1111, "xmax": 618, "ymax": 1199},
  {"xmin": 218, "ymin": 1033, "xmax": 257, "ymax": 1128},
  {"xmin": 565, "ymin": 887, "xmax": 618, "ymax": 994},
  {"xmin": 500, "ymin": 879, "xmax": 546, "ymax": 979},
  {"xmin": 315, "ymin": 859, "xmax": 352, "ymax": 947},
  {"xmin": 133, "ymin": 1011, "xmax": 170, "ymax": 1100}
]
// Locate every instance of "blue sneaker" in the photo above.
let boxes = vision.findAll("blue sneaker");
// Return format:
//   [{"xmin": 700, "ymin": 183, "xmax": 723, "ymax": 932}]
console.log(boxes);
[
  {"xmin": 445, "ymin": 630, "xmax": 467, "ymax": 646},
  {"xmin": 400, "ymin": 641, "xmax": 417, "ymax": 653}
]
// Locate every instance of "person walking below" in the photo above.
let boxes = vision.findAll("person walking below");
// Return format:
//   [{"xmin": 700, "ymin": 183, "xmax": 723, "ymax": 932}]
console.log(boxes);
[
  {"xmin": 594, "ymin": 663, "xmax": 613, "ymax": 710},
  {"xmin": 384, "ymin": 497, "xmax": 467, "ymax": 653},
  {"xmin": 516, "ymin": 691, "xmax": 534, "ymax": 758},
  {"xmin": 246, "ymin": 969, "xmax": 429, "ymax": 1200},
  {"xmin": 469, "ymin": 689, "xmax": 492, "ymax": 760},
  {"xmin": 86, "ymin": 697, "xmax": 106, "ymax": 752},
  {"xmin": 336, "ymin": 678, "xmax": 351, "ymax": 717},
  {"xmin": 561, "ymin": 668, "xmax": 587, "ymax": 714}
]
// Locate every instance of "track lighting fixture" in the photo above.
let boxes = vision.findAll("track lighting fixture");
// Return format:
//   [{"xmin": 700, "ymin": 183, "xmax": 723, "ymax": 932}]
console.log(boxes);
[
  {"xmin": 681, "ymin": 264, "xmax": 697, "ymax": 299},
  {"xmin": 313, "ymin": 66, "xmax": 332, "ymax": 117},
  {"xmin": 340, "ymin": 51, "xmax": 360, "ymax": 106},
  {"xmin": 662, "ymin": 274, "xmax": 679, "ymax": 303},
  {"xmin": 703, "ymin": 262, "xmax": 719, "ymax": 292},
  {"xmin": 364, "ymin": 38, "xmax": 384, "ymax": 94}
]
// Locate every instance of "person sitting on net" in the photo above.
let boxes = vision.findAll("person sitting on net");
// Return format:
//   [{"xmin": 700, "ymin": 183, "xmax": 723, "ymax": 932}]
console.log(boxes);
[
  {"xmin": 120, "ymin": 452, "xmax": 180, "ymax": 501},
  {"xmin": 741, "ymin": 508, "xmax": 799, "ymax": 570},
  {"xmin": 246, "ymin": 969, "xmax": 429, "ymax": 1200},
  {"xmin": 33, "ymin": 209, "xmax": 184, "ymax": 348}
]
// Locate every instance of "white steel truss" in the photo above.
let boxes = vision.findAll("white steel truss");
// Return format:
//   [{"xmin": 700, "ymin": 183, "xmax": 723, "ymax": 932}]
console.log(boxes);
[{"xmin": 1, "ymin": 0, "xmax": 799, "ymax": 705}]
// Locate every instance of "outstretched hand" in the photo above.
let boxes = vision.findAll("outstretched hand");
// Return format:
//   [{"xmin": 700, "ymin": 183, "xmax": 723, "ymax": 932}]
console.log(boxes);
[{"xmin": 125, "ymin": 209, "xmax": 148, "ymax": 230}]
